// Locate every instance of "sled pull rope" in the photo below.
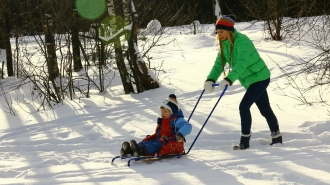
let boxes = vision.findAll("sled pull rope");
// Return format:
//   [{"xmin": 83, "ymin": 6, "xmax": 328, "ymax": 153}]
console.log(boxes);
[{"xmin": 185, "ymin": 84, "xmax": 227, "ymax": 155}]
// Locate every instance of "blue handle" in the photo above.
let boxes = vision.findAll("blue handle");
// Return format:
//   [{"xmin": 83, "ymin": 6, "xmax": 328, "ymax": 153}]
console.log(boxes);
[
  {"xmin": 185, "ymin": 84, "xmax": 228, "ymax": 154},
  {"xmin": 212, "ymin": 84, "xmax": 219, "ymax": 86},
  {"xmin": 187, "ymin": 89, "xmax": 205, "ymax": 122}
]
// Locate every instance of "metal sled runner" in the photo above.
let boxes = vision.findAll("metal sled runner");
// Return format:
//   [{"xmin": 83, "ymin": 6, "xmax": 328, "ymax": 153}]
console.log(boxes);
[{"xmin": 111, "ymin": 84, "xmax": 227, "ymax": 166}]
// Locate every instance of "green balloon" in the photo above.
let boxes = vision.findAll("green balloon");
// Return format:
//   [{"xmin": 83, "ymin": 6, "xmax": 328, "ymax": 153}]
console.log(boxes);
[{"xmin": 76, "ymin": 0, "xmax": 106, "ymax": 20}]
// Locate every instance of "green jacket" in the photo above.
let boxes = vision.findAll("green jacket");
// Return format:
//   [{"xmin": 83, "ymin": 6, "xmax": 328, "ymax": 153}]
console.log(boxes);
[{"xmin": 206, "ymin": 29, "xmax": 270, "ymax": 89}]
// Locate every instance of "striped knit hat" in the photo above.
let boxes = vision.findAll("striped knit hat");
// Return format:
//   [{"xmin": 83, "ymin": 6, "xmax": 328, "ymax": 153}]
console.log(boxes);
[{"xmin": 215, "ymin": 15, "xmax": 236, "ymax": 32}]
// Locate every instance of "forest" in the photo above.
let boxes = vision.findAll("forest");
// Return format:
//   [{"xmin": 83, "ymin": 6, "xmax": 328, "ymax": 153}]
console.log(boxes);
[{"xmin": 0, "ymin": 0, "xmax": 329, "ymax": 113}]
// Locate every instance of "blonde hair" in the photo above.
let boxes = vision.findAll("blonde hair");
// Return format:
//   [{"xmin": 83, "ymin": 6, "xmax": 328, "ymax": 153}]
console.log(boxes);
[{"xmin": 216, "ymin": 30, "xmax": 234, "ymax": 77}]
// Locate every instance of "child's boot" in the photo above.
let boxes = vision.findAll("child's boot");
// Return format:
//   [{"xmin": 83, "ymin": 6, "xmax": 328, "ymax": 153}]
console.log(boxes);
[
  {"xmin": 120, "ymin": 141, "xmax": 132, "ymax": 156},
  {"xmin": 130, "ymin": 140, "xmax": 146, "ymax": 157},
  {"xmin": 233, "ymin": 133, "xmax": 251, "ymax": 150}
]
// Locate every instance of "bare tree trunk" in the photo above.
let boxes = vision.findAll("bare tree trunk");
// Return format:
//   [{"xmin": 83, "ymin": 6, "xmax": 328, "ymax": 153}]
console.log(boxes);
[
  {"xmin": 112, "ymin": 0, "xmax": 135, "ymax": 94},
  {"xmin": 114, "ymin": 40, "xmax": 134, "ymax": 93},
  {"xmin": 0, "ymin": 5, "xmax": 14, "ymax": 77},
  {"xmin": 71, "ymin": 8, "xmax": 83, "ymax": 72},
  {"xmin": 44, "ymin": 13, "xmax": 59, "ymax": 80},
  {"xmin": 128, "ymin": 0, "xmax": 159, "ymax": 92},
  {"xmin": 94, "ymin": 25, "xmax": 105, "ymax": 92}
]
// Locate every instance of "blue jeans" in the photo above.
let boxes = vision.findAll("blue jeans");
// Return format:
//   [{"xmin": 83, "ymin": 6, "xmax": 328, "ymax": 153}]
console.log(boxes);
[{"xmin": 239, "ymin": 78, "xmax": 278, "ymax": 135}]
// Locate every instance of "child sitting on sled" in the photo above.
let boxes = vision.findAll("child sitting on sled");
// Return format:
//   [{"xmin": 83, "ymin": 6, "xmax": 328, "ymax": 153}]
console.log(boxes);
[{"xmin": 120, "ymin": 94, "xmax": 192, "ymax": 157}]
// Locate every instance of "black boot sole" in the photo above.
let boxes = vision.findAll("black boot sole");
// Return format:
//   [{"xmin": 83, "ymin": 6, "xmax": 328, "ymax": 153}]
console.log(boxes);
[
  {"xmin": 270, "ymin": 136, "xmax": 283, "ymax": 145},
  {"xmin": 232, "ymin": 144, "xmax": 250, "ymax": 150}
]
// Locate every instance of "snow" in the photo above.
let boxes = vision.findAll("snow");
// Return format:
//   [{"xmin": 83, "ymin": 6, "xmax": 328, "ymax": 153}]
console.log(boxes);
[{"xmin": 1, "ymin": 20, "xmax": 330, "ymax": 185}]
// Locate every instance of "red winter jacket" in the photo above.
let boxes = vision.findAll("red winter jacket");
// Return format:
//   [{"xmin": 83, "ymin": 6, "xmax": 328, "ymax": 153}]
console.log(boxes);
[{"xmin": 142, "ymin": 116, "xmax": 177, "ymax": 142}]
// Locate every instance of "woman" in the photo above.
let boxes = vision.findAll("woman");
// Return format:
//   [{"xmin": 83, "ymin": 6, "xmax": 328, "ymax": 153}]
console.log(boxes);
[{"xmin": 203, "ymin": 15, "xmax": 282, "ymax": 150}]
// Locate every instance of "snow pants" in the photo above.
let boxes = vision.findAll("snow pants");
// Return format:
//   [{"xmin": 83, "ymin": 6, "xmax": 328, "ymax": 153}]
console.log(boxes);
[{"xmin": 138, "ymin": 139, "xmax": 185, "ymax": 156}]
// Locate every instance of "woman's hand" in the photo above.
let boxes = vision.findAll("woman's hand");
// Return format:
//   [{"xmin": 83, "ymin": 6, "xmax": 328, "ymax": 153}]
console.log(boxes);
[{"xmin": 204, "ymin": 81, "xmax": 215, "ymax": 93}]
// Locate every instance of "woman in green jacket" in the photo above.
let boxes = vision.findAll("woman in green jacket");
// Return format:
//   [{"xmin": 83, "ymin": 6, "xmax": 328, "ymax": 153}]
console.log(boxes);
[{"xmin": 203, "ymin": 15, "xmax": 282, "ymax": 150}]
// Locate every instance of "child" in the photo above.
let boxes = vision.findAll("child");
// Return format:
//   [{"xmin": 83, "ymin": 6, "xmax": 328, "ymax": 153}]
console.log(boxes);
[
  {"xmin": 203, "ymin": 15, "xmax": 282, "ymax": 150},
  {"xmin": 120, "ymin": 94, "xmax": 192, "ymax": 157}
]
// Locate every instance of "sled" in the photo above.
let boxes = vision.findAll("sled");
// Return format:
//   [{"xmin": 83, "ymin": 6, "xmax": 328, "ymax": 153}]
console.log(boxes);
[
  {"xmin": 111, "ymin": 153, "xmax": 183, "ymax": 166},
  {"xmin": 111, "ymin": 84, "xmax": 227, "ymax": 166}
]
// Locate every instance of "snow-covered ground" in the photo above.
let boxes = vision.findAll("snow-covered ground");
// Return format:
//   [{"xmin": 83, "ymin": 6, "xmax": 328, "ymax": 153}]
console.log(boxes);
[{"xmin": 0, "ymin": 20, "xmax": 330, "ymax": 185}]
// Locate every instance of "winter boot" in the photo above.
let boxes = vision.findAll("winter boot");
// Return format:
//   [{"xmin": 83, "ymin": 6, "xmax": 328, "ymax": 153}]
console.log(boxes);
[
  {"xmin": 130, "ymin": 140, "xmax": 147, "ymax": 157},
  {"xmin": 233, "ymin": 133, "xmax": 251, "ymax": 150},
  {"xmin": 270, "ymin": 131, "xmax": 282, "ymax": 145},
  {"xmin": 120, "ymin": 141, "xmax": 133, "ymax": 156}
]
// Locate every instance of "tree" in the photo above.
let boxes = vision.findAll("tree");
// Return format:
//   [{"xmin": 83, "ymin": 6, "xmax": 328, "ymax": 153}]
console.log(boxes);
[
  {"xmin": 127, "ymin": 0, "xmax": 159, "ymax": 92},
  {"xmin": 44, "ymin": 13, "xmax": 60, "ymax": 80},
  {"xmin": 108, "ymin": 0, "xmax": 135, "ymax": 94},
  {"xmin": 71, "ymin": 2, "xmax": 83, "ymax": 72},
  {"xmin": 0, "ymin": 0, "xmax": 13, "ymax": 77},
  {"xmin": 101, "ymin": 0, "xmax": 159, "ymax": 94}
]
